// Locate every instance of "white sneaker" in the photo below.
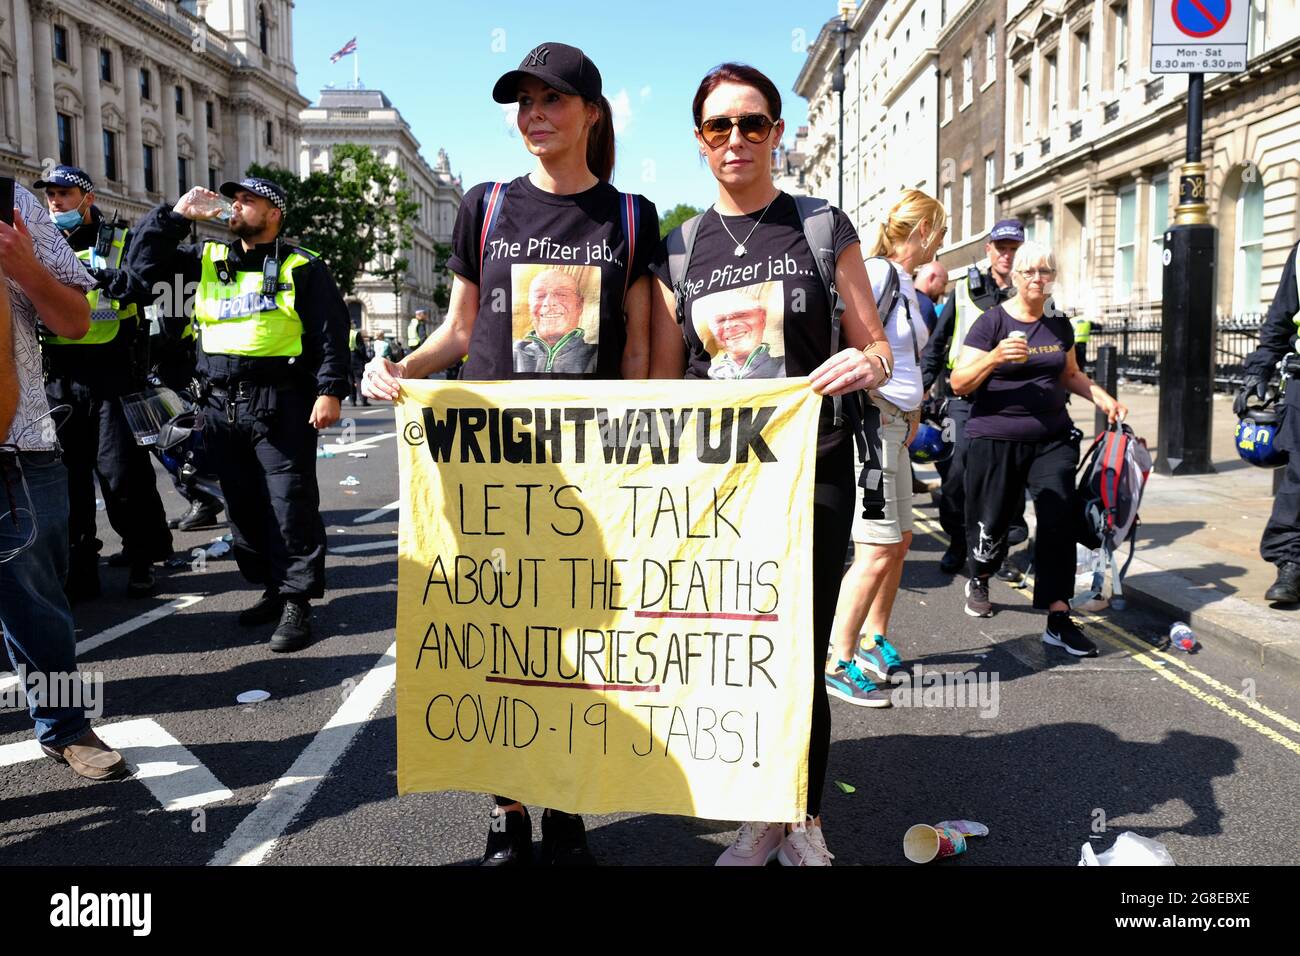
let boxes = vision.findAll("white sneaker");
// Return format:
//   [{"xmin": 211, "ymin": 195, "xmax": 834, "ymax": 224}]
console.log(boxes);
[
  {"xmin": 715, "ymin": 821, "xmax": 782, "ymax": 866},
  {"xmin": 778, "ymin": 817, "xmax": 835, "ymax": 866}
]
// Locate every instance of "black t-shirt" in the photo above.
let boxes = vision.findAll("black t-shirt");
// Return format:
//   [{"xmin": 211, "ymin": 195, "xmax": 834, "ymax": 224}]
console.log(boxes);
[
  {"xmin": 964, "ymin": 304, "xmax": 1075, "ymax": 442},
  {"xmin": 648, "ymin": 193, "xmax": 860, "ymax": 452},
  {"xmin": 447, "ymin": 177, "xmax": 660, "ymax": 380}
]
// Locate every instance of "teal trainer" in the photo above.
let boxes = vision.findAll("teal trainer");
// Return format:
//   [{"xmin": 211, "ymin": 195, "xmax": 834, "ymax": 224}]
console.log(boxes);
[
  {"xmin": 856, "ymin": 634, "xmax": 903, "ymax": 680},
  {"xmin": 825, "ymin": 660, "xmax": 892, "ymax": 708}
]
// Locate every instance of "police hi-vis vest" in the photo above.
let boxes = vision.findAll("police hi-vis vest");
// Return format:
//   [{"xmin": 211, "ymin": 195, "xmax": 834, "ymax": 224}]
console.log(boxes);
[
  {"xmin": 194, "ymin": 242, "xmax": 311, "ymax": 357},
  {"xmin": 947, "ymin": 276, "xmax": 985, "ymax": 369},
  {"xmin": 46, "ymin": 228, "xmax": 138, "ymax": 346}
]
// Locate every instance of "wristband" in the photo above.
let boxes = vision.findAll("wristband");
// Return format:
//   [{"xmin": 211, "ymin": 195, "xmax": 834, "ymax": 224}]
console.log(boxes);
[{"xmin": 864, "ymin": 347, "xmax": 892, "ymax": 383}]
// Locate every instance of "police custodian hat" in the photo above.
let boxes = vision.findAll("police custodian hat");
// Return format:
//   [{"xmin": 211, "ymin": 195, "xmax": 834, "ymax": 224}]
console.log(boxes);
[{"xmin": 220, "ymin": 177, "xmax": 288, "ymax": 215}]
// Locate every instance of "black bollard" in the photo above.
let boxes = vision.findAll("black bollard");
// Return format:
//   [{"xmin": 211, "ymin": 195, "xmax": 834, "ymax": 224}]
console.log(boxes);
[{"xmin": 1094, "ymin": 344, "xmax": 1118, "ymax": 437}]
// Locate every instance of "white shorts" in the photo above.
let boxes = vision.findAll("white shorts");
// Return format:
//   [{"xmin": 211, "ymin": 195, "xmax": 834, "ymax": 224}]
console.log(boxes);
[{"xmin": 851, "ymin": 397, "xmax": 916, "ymax": 545}]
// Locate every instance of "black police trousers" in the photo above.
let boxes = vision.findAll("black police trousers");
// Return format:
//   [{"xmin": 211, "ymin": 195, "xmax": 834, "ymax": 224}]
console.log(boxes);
[
  {"xmin": 1261, "ymin": 383, "xmax": 1300, "ymax": 565},
  {"xmin": 46, "ymin": 378, "xmax": 173, "ymax": 579},
  {"xmin": 201, "ymin": 383, "xmax": 326, "ymax": 599}
]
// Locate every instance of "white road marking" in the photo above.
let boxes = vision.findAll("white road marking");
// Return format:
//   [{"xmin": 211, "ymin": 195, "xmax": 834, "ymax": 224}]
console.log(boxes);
[
  {"xmin": 353, "ymin": 500, "xmax": 401, "ymax": 524},
  {"xmin": 330, "ymin": 539, "xmax": 397, "ymax": 555},
  {"xmin": 0, "ymin": 717, "xmax": 232, "ymax": 811},
  {"xmin": 209, "ymin": 644, "xmax": 397, "ymax": 866},
  {"xmin": 0, "ymin": 595, "xmax": 204, "ymax": 699},
  {"xmin": 330, "ymin": 431, "xmax": 395, "ymax": 453}
]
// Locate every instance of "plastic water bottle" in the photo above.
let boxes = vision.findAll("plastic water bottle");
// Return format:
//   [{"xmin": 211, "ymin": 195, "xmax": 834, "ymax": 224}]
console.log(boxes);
[
  {"xmin": 316, "ymin": 444, "xmax": 335, "ymax": 459},
  {"xmin": 1169, "ymin": 622, "xmax": 1198, "ymax": 653}
]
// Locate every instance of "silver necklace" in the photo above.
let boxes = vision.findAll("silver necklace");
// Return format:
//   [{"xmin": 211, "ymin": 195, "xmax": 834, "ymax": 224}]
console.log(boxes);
[{"xmin": 715, "ymin": 193, "xmax": 779, "ymax": 257}]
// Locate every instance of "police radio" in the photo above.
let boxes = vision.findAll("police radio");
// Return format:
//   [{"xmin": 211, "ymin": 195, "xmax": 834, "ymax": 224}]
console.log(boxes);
[
  {"xmin": 94, "ymin": 211, "xmax": 125, "ymax": 259},
  {"xmin": 966, "ymin": 264, "xmax": 992, "ymax": 301},
  {"xmin": 261, "ymin": 240, "xmax": 281, "ymax": 296}
]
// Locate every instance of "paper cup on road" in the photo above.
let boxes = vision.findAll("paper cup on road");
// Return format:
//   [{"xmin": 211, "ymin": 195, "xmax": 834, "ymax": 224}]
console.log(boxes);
[
  {"xmin": 904, "ymin": 823, "xmax": 967, "ymax": 863},
  {"xmin": 1006, "ymin": 330, "xmax": 1028, "ymax": 362}
]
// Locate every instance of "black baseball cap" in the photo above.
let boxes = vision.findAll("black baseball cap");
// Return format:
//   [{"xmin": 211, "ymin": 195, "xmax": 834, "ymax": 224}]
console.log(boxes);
[
  {"xmin": 220, "ymin": 177, "xmax": 288, "ymax": 215},
  {"xmin": 989, "ymin": 219, "xmax": 1025, "ymax": 243},
  {"xmin": 34, "ymin": 165, "xmax": 95, "ymax": 192},
  {"xmin": 492, "ymin": 42, "xmax": 602, "ymax": 104}
]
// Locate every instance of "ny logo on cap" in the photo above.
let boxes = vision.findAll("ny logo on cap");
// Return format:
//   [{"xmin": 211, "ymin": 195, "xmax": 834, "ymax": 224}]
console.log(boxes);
[{"xmin": 526, "ymin": 46, "xmax": 550, "ymax": 67}]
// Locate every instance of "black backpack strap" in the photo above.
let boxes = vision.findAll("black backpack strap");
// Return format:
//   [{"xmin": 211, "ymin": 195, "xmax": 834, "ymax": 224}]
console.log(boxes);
[
  {"xmin": 793, "ymin": 195, "xmax": 847, "ymax": 425},
  {"xmin": 664, "ymin": 213, "xmax": 705, "ymax": 325}
]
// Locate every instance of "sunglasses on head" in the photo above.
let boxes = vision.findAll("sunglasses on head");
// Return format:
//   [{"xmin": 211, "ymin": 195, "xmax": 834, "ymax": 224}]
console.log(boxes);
[{"xmin": 699, "ymin": 113, "xmax": 776, "ymax": 148}]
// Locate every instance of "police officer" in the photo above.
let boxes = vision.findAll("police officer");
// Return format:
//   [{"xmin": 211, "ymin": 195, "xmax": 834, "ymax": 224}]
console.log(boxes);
[
  {"xmin": 1235, "ymin": 241, "xmax": 1300, "ymax": 605},
  {"xmin": 921, "ymin": 219, "xmax": 1025, "ymax": 575},
  {"xmin": 347, "ymin": 326, "xmax": 370, "ymax": 407},
  {"xmin": 36, "ymin": 165, "xmax": 172, "ymax": 600},
  {"xmin": 127, "ymin": 178, "xmax": 350, "ymax": 650}
]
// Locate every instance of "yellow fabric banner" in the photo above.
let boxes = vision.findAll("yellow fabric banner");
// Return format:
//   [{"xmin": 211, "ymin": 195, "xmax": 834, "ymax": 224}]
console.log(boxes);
[{"xmin": 394, "ymin": 377, "xmax": 822, "ymax": 821}]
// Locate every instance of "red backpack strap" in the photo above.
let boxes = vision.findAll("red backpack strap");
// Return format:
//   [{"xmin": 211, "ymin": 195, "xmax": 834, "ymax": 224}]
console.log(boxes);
[
  {"xmin": 478, "ymin": 182, "xmax": 508, "ymax": 276},
  {"xmin": 619, "ymin": 192, "xmax": 640, "ymax": 296},
  {"xmin": 1100, "ymin": 431, "xmax": 1129, "ymax": 531}
]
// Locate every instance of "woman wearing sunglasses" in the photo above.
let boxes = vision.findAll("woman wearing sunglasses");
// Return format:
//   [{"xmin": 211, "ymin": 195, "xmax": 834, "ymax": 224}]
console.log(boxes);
[
  {"xmin": 949, "ymin": 241, "xmax": 1125, "ymax": 654},
  {"xmin": 649, "ymin": 63, "xmax": 891, "ymax": 866},
  {"xmin": 362, "ymin": 42, "xmax": 660, "ymax": 865}
]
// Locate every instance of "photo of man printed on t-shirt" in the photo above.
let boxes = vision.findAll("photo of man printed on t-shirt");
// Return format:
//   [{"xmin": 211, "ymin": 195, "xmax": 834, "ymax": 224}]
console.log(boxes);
[
  {"xmin": 693, "ymin": 281, "xmax": 785, "ymax": 380},
  {"xmin": 511, "ymin": 264, "xmax": 600, "ymax": 374}
]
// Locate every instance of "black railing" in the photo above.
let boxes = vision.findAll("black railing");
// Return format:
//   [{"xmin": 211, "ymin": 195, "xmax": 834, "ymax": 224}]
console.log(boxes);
[
  {"xmin": 1145, "ymin": 77, "xmax": 1164, "ymax": 103},
  {"xmin": 1082, "ymin": 311, "xmax": 1267, "ymax": 390},
  {"xmin": 1104, "ymin": 101, "xmax": 1119, "ymax": 123},
  {"xmin": 1069, "ymin": 119, "xmax": 1082, "ymax": 141}
]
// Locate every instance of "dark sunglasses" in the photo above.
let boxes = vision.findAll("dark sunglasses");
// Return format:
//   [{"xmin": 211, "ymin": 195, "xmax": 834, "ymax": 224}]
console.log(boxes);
[{"xmin": 698, "ymin": 113, "xmax": 776, "ymax": 148}]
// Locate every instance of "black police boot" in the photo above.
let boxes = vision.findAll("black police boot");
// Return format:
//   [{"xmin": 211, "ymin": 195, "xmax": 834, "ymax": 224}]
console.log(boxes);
[
  {"xmin": 270, "ymin": 599, "xmax": 312, "ymax": 653},
  {"xmin": 127, "ymin": 562, "xmax": 157, "ymax": 598},
  {"xmin": 1264, "ymin": 561, "xmax": 1300, "ymax": 604},
  {"xmin": 170, "ymin": 497, "xmax": 224, "ymax": 531},
  {"xmin": 539, "ymin": 809, "xmax": 596, "ymax": 865},
  {"xmin": 481, "ymin": 806, "xmax": 533, "ymax": 866},
  {"xmin": 237, "ymin": 590, "xmax": 282, "ymax": 627},
  {"xmin": 939, "ymin": 543, "xmax": 966, "ymax": 575}
]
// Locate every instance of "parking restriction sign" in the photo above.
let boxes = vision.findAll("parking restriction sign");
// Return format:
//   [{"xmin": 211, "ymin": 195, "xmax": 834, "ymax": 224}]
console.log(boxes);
[{"xmin": 1151, "ymin": 0, "xmax": 1250, "ymax": 73}]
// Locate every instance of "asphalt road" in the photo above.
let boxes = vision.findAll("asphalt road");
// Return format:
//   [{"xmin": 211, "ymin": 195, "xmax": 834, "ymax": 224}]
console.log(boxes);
[{"xmin": 2, "ymin": 399, "xmax": 1297, "ymax": 867}]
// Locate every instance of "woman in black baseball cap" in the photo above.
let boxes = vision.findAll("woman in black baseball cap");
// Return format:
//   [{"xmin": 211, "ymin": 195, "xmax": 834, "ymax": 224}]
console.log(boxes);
[{"xmin": 363, "ymin": 42, "xmax": 660, "ymax": 864}]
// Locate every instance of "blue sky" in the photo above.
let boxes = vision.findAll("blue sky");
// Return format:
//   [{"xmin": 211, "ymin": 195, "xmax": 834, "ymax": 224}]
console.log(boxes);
[{"xmin": 292, "ymin": 0, "xmax": 830, "ymax": 211}]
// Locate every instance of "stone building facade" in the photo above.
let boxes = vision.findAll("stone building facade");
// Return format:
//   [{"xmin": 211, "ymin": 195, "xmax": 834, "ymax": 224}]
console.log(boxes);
[{"xmin": 299, "ymin": 87, "xmax": 463, "ymax": 338}]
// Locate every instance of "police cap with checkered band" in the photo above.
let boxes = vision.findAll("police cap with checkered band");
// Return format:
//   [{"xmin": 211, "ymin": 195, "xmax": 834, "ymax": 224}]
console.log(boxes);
[
  {"xmin": 220, "ymin": 177, "xmax": 289, "ymax": 216},
  {"xmin": 34, "ymin": 165, "xmax": 95, "ymax": 192}
]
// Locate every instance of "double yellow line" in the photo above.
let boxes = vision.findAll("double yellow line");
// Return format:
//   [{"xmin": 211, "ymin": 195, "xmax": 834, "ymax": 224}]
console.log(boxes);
[{"xmin": 910, "ymin": 508, "xmax": 1300, "ymax": 759}]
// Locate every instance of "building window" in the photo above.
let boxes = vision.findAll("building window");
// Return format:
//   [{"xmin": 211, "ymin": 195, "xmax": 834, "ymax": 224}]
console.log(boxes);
[
  {"xmin": 1039, "ymin": 209, "xmax": 1053, "ymax": 246},
  {"xmin": 140, "ymin": 68, "xmax": 152, "ymax": 101},
  {"xmin": 1074, "ymin": 30, "xmax": 1091, "ymax": 108},
  {"xmin": 943, "ymin": 72, "xmax": 953, "ymax": 121},
  {"xmin": 53, "ymin": 25, "xmax": 69, "ymax": 63},
  {"xmin": 178, "ymin": 157, "xmax": 189, "ymax": 195},
  {"xmin": 1046, "ymin": 53, "xmax": 1058, "ymax": 125},
  {"xmin": 961, "ymin": 171, "xmax": 972, "ymax": 240},
  {"xmin": 1112, "ymin": 3, "xmax": 1129, "ymax": 90},
  {"xmin": 206, "ymin": 100, "xmax": 215, "ymax": 129},
  {"xmin": 1248, "ymin": 0, "xmax": 1267, "ymax": 59},
  {"xmin": 1148, "ymin": 175, "xmax": 1169, "ymax": 296},
  {"xmin": 175, "ymin": 85, "xmax": 185, "ymax": 115},
  {"xmin": 1234, "ymin": 175, "xmax": 1265, "ymax": 312},
  {"xmin": 942, "ymin": 183, "xmax": 953, "ymax": 231},
  {"xmin": 1018, "ymin": 71, "xmax": 1032, "ymax": 143},
  {"xmin": 962, "ymin": 51, "xmax": 973, "ymax": 105},
  {"xmin": 99, "ymin": 48, "xmax": 113, "ymax": 83},
  {"xmin": 143, "ymin": 144, "xmax": 156, "ymax": 192},
  {"xmin": 985, "ymin": 27, "xmax": 997, "ymax": 78},
  {"xmin": 208, "ymin": 166, "xmax": 218, "ymax": 191},
  {"xmin": 259, "ymin": 5, "xmax": 270, "ymax": 55},
  {"xmin": 1115, "ymin": 184, "xmax": 1136, "ymax": 301},
  {"xmin": 265, "ymin": 120, "xmax": 274, "ymax": 146},
  {"xmin": 984, "ymin": 155, "xmax": 996, "ymax": 230},
  {"xmin": 56, "ymin": 113, "xmax": 74, "ymax": 165},
  {"xmin": 102, "ymin": 130, "xmax": 118, "ymax": 181}
]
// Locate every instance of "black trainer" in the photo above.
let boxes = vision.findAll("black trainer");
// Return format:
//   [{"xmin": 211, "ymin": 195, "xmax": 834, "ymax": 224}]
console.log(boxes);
[
  {"xmin": 270, "ymin": 599, "xmax": 312, "ymax": 653},
  {"xmin": 1264, "ymin": 561, "xmax": 1300, "ymax": 604},
  {"xmin": 481, "ymin": 807, "xmax": 532, "ymax": 866},
  {"xmin": 107, "ymin": 551, "xmax": 131, "ymax": 568},
  {"xmin": 127, "ymin": 562, "xmax": 156, "ymax": 598},
  {"xmin": 1042, "ymin": 611, "xmax": 1098, "ymax": 657},
  {"xmin": 540, "ymin": 809, "xmax": 596, "ymax": 865},
  {"xmin": 964, "ymin": 576, "xmax": 993, "ymax": 617},
  {"xmin": 175, "ymin": 498, "xmax": 224, "ymax": 532},
  {"xmin": 939, "ymin": 544, "xmax": 965, "ymax": 575},
  {"xmin": 237, "ymin": 591, "xmax": 282, "ymax": 627},
  {"xmin": 995, "ymin": 559, "xmax": 1023, "ymax": 584}
]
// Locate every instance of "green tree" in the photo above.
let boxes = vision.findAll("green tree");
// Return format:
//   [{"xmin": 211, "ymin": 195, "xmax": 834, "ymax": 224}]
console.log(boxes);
[
  {"xmin": 659, "ymin": 203, "xmax": 705, "ymax": 239},
  {"xmin": 431, "ymin": 241, "xmax": 453, "ymax": 312},
  {"xmin": 247, "ymin": 143, "xmax": 419, "ymax": 299}
]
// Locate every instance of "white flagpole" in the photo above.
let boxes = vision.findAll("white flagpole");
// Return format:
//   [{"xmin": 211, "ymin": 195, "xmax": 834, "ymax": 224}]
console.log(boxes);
[{"xmin": 354, "ymin": 47, "xmax": 359, "ymax": 89}]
